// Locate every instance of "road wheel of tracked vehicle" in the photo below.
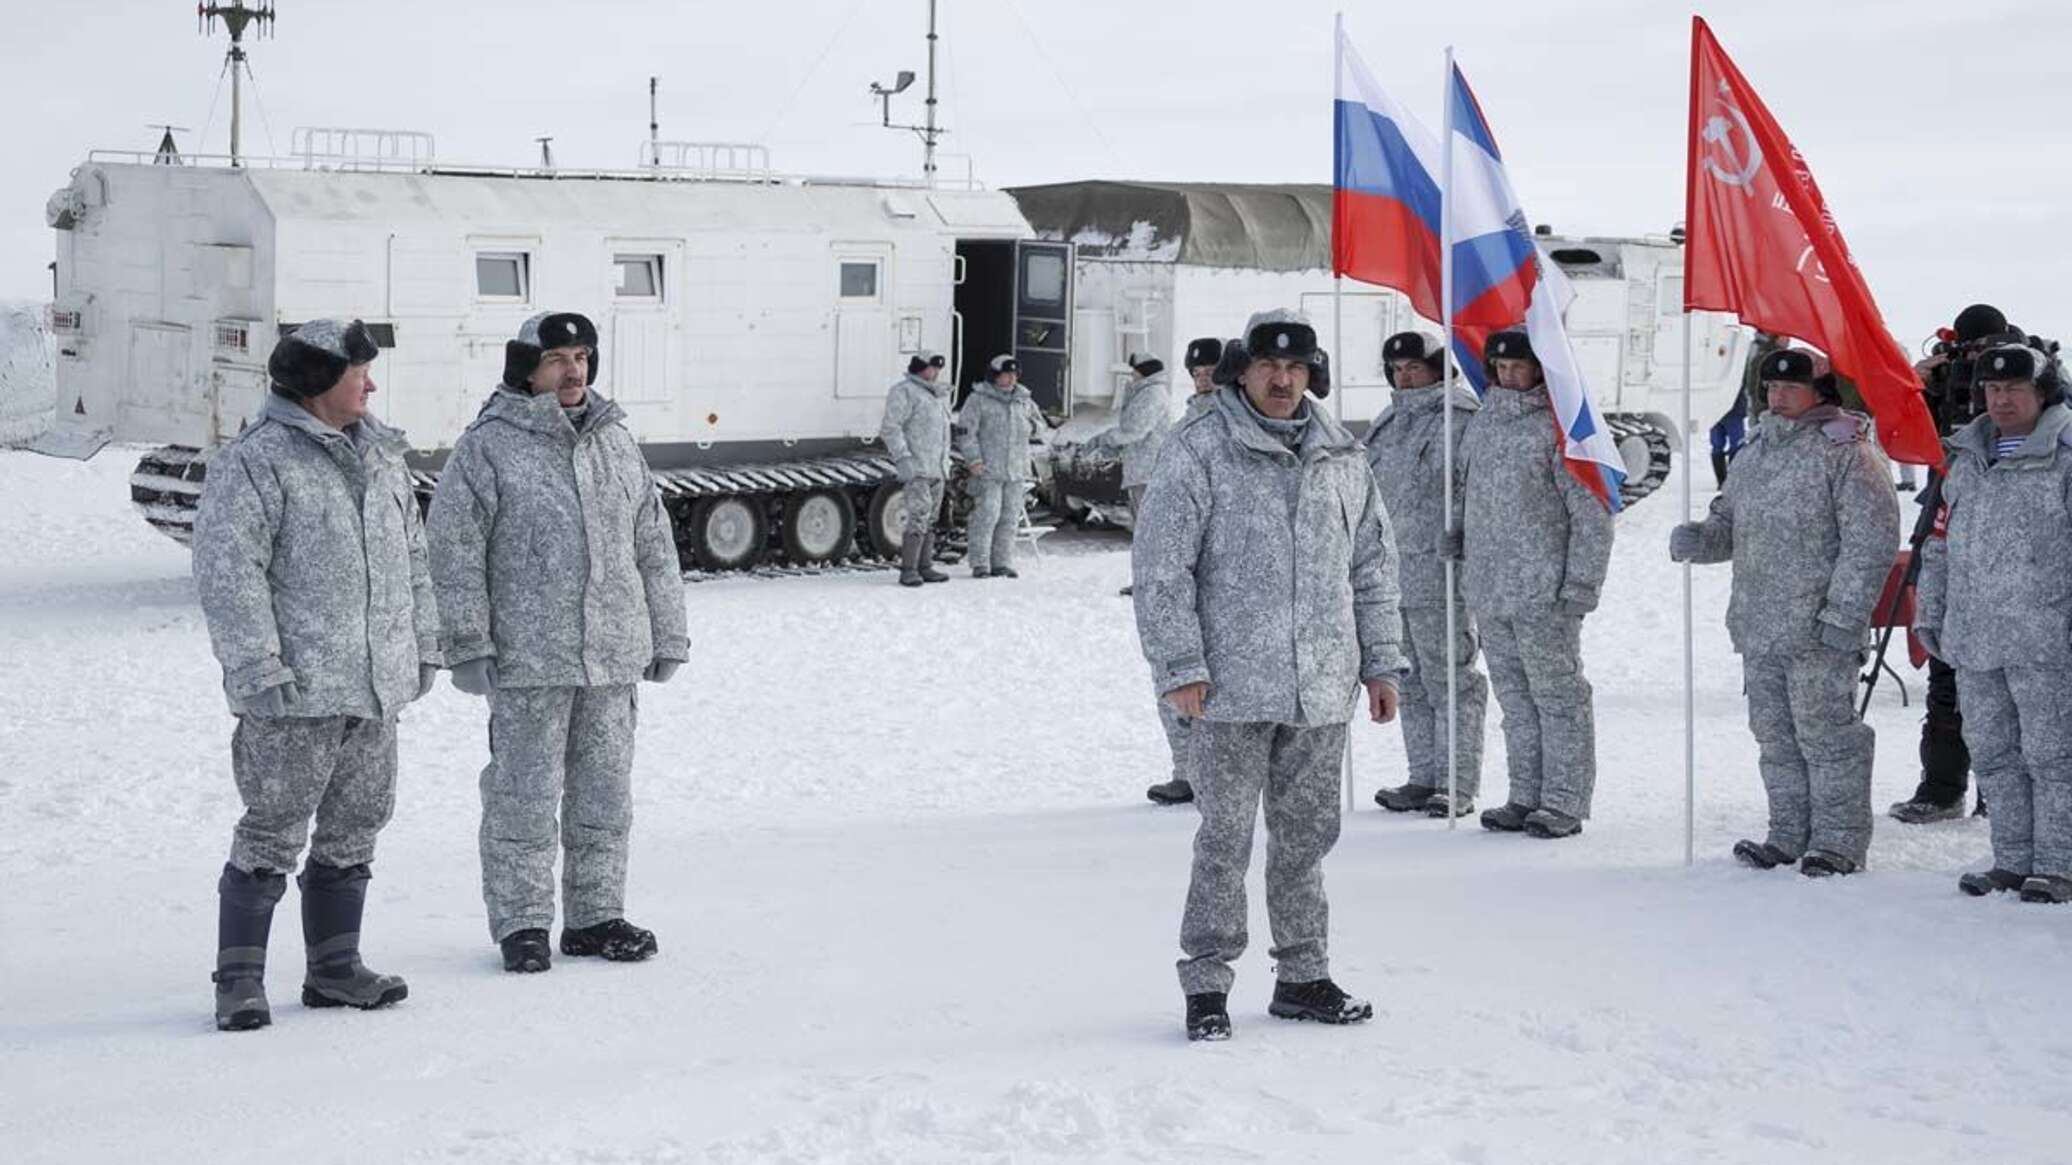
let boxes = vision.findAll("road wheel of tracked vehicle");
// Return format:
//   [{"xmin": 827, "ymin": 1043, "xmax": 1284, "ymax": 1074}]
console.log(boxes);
[
  {"xmin": 781, "ymin": 489, "xmax": 855, "ymax": 564},
  {"xmin": 864, "ymin": 481, "xmax": 907, "ymax": 559},
  {"xmin": 687, "ymin": 495, "xmax": 767, "ymax": 571},
  {"xmin": 1605, "ymin": 413, "xmax": 1677, "ymax": 506}
]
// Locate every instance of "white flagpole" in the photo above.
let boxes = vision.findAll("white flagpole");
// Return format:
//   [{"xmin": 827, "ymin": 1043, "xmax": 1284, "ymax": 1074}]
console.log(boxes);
[
  {"xmin": 1681, "ymin": 308, "xmax": 1696, "ymax": 866},
  {"xmin": 1336, "ymin": 11, "xmax": 1354, "ymax": 814},
  {"xmin": 1440, "ymin": 44, "xmax": 1459, "ymax": 830}
]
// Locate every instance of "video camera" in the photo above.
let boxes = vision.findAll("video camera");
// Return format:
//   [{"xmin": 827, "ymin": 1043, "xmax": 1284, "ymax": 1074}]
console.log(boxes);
[{"xmin": 1923, "ymin": 324, "xmax": 2024, "ymax": 432}]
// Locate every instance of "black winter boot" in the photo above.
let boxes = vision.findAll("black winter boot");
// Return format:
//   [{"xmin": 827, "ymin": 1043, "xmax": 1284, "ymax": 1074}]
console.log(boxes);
[
  {"xmin": 1269, "ymin": 978, "xmax": 1373, "ymax": 1025},
  {"xmin": 501, "ymin": 928, "xmax": 553, "ymax": 973},
  {"xmin": 917, "ymin": 531, "xmax": 949, "ymax": 584},
  {"xmin": 561, "ymin": 918, "xmax": 659, "ymax": 962},
  {"xmin": 1185, "ymin": 992, "xmax": 1231, "ymax": 1041},
  {"xmin": 1799, "ymin": 850, "xmax": 1860, "ymax": 878},
  {"xmin": 1958, "ymin": 868, "xmax": 2025, "ymax": 897},
  {"xmin": 1146, "ymin": 778, "xmax": 1195, "ymax": 805},
  {"xmin": 1480, "ymin": 802, "xmax": 1533, "ymax": 832},
  {"xmin": 1732, "ymin": 839, "xmax": 1794, "ymax": 869},
  {"xmin": 215, "ymin": 863, "xmax": 286, "ymax": 1032},
  {"xmin": 298, "ymin": 862, "xmax": 407, "ymax": 1010},
  {"xmin": 897, "ymin": 533, "xmax": 925, "ymax": 587}
]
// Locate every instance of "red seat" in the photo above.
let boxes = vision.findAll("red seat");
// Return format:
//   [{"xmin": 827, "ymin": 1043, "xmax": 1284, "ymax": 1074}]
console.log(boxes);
[{"xmin": 1869, "ymin": 550, "xmax": 1913, "ymax": 629}]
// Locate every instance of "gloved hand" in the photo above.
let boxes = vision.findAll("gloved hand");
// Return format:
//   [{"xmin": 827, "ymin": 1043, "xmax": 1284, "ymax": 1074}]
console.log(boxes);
[
  {"xmin": 645, "ymin": 658, "xmax": 682, "ymax": 684},
  {"xmin": 1557, "ymin": 590, "xmax": 1598, "ymax": 619},
  {"xmin": 450, "ymin": 657, "xmax": 497, "ymax": 697},
  {"xmin": 241, "ymin": 682, "xmax": 297, "ymax": 719},
  {"xmin": 1668, "ymin": 522, "xmax": 1704, "ymax": 563},
  {"xmin": 894, "ymin": 458, "xmax": 917, "ymax": 483},
  {"xmin": 1437, "ymin": 527, "xmax": 1465, "ymax": 561},
  {"xmin": 1915, "ymin": 627, "xmax": 1942, "ymax": 661},
  {"xmin": 415, "ymin": 663, "xmax": 439, "ymax": 700},
  {"xmin": 1818, "ymin": 622, "xmax": 1863, "ymax": 655}
]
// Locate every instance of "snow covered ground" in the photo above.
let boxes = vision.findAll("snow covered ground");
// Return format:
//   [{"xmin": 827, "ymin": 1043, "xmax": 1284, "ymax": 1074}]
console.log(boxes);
[{"xmin": 2, "ymin": 447, "xmax": 2069, "ymax": 1165}]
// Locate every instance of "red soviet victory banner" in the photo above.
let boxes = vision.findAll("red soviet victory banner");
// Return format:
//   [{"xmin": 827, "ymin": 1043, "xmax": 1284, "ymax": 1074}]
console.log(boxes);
[{"xmin": 1684, "ymin": 15, "xmax": 1943, "ymax": 468}]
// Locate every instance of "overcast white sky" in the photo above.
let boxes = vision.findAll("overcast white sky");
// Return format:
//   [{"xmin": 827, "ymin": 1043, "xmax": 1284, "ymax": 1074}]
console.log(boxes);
[{"xmin": 4, "ymin": 0, "xmax": 2067, "ymax": 347}]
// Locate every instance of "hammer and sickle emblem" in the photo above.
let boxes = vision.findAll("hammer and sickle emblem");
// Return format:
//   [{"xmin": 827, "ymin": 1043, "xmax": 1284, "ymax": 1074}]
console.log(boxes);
[{"xmin": 1700, "ymin": 83, "xmax": 1763, "ymax": 196}]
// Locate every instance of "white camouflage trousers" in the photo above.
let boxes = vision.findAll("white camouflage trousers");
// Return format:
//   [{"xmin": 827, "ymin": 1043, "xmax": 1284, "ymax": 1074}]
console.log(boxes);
[
  {"xmin": 228, "ymin": 714, "xmax": 397, "ymax": 875},
  {"xmin": 1398, "ymin": 604, "xmax": 1488, "ymax": 797},
  {"xmin": 1480, "ymin": 612, "xmax": 1597, "ymax": 817},
  {"xmin": 479, "ymin": 684, "xmax": 638, "ymax": 941},
  {"xmin": 965, "ymin": 479, "xmax": 1025, "ymax": 572},
  {"xmin": 1178, "ymin": 721, "xmax": 1346, "ymax": 995},
  {"xmin": 1742, "ymin": 648, "xmax": 1875, "ymax": 864},
  {"xmin": 1955, "ymin": 665, "xmax": 2072, "ymax": 879},
  {"xmin": 900, "ymin": 477, "xmax": 946, "ymax": 542}
]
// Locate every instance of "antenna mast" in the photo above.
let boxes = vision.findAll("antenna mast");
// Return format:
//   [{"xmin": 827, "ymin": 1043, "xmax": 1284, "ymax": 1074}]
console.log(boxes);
[
  {"xmin": 869, "ymin": 0, "xmax": 947, "ymax": 186},
  {"xmin": 922, "ymin": 0, "xmax": 939, "ymax": 181},
  {"xmin": 649, "ymin": 77, "xmax": 660, "ymax": 168},
  {"xmin": 197, "ymin": 2, "xmax": 276, "ymax": 167}
]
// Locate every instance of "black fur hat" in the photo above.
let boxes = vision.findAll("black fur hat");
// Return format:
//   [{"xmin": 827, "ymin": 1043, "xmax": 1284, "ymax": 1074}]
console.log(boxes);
[
  {"xmin": 1244, "ymin": 317, "xmax": 1319, "ymax": 361},
  {"xmin": 1128, "ymin": 353, "xmax": 1165, "ymax": 378},
  {"xmin": 1383, "ymin": 331, "xmax": 1446, "ymax": 386},
  {"xmin": 1184, "ymin": 337, "xmax": 1224, "ymax": 370},
  {"xmin": 1482, "ymin": 329, "xmax": 1541, "ymax": 386},
  {"xmin": 907, "ymin": 350, "xmax": 947, "ymax": 376},
  {"xmin": 268, "ymin": 318, "xmax": 379, "ymax": 400},
  {"xmin": 1759, "ymin": 349, "xmax": 1818, "ymax": 385},
  {"xmin": 503, "ymin": 312, "xmax": 601, "ymax": 390},
  {"xmin": 1484, "ymin": 330, "xmax": 1536, "ymax": 364},
  {"xmin": 1978, "ymin": 342, "xmax": 2067, "ymax": 405},
  {"xmin": 1240, "ymin": 309, "xmax": 1330, "ymax": 396}
]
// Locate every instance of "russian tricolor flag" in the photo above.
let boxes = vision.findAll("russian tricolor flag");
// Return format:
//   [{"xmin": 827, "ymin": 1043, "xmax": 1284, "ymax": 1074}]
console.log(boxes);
[{"xmin": 1334, "ymin": 31, "xmax": 1625, "ymax": 511}]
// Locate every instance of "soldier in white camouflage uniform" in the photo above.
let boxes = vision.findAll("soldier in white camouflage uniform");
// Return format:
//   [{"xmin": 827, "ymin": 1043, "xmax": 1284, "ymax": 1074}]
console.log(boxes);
[
  {"xmin": 879, "ymin": 351, "xmax": 954, "ymax": 586},
  {"xmin": 1366, "ymin": 331, "xmax": 1489, "ymax": 819},
  {"xmin": 1134, "ymin": 308, "xmax": 1406, "ymax": 1041},
  {"xmin": 1671, "ymin": 349, "xmax": 1900, "ymax": 876},
  {"xmin": 1915, "ymin": 341, "xmax": 2072, "ymax": 903},
  {"xmin": 193, "ymin": 319, "xmax": 441, "ymax": 1031},
  {"xmin": 428, "ymin": 312, "xmax": 689, "ymax": 973},
  {"xmin": 1451, "ymin": 330, "xmax": 1615, "ymax": 840},
  {"xmin": 1142, "ymin": 337, "xmax": 1236, "ymax": 805},
  {"xmin": 954, "ymin": 354, "xmax": 1043, "ymax": 578}
]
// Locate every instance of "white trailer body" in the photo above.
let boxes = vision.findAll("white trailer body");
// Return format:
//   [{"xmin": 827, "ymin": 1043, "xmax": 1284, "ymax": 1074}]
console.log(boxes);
[{"xmin": 45, "ymin": 145, "xmax": 1075, "ymax": 565}]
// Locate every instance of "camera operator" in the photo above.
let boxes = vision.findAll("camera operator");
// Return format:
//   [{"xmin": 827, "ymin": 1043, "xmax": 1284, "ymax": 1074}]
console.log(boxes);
[{"xmin": 1890, "ymin": 303, "xmax": 2024, "ymax": 824}]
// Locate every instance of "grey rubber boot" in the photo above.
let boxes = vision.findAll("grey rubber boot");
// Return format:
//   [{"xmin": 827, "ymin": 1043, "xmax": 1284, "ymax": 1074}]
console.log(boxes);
[
  {"xmin": 917, "ymin": 530, "xmax": 949, "ymax": 584},
  {"xmin": 1479, "ymin": 802, "xmax": 1533, "ymax": 832},
  {"xmin": 1374, "ymin": 783, "xmax": 1437, "ymax": 813},
  {"xmin": 898, "ymin": 532, "xmax": 925, "ymax": 587},
  {"xmin": 298, "ymin": 862, "xmax": 408, "ymax": 1011},
  {"xmin": 215, "ymin": 863, "xmax": 286, "ymax": 1032},
  {"xmin": 1422, "ymin": 791, "xmax": 1475, "ymax": 819},
  {"xmin": 2019, "ymin": 874, "xmax": 2072, "ymax": 904},
  {"xmin": 1524, "ymin": 807, "xmax": 1583, "ymax": 839}
]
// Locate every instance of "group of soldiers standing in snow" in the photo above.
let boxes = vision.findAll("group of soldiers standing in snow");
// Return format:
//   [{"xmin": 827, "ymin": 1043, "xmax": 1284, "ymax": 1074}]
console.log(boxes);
[
  {"xmin": 1104, "ymin": 303, "xmax": 2071, "ymax": 1041},
  {"xmin": 187, "ymin": 291, "xmax": 2069, "ymax": 1043}
]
